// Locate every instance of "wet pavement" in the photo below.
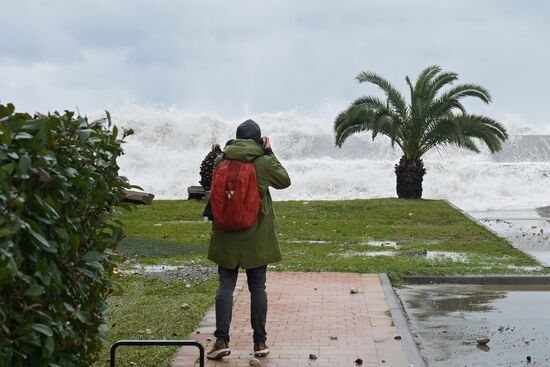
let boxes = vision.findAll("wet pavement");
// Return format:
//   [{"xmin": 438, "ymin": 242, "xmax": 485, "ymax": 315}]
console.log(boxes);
[
  {"xmin": 469, "ymin": 208, "xmax": 550, "ymax": 266},
  {"xmin": 397, "ymin": 284, "xmax": 550, "ymax": 367}
]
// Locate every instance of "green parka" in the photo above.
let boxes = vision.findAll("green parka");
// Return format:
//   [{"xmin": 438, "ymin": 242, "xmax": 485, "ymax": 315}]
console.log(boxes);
[{"xmin": 207, "ymin": 139, "xmax": 291, "ymax": 269}]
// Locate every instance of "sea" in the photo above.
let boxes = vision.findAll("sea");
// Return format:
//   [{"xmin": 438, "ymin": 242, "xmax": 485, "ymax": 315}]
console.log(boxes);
[{"xmin": 109, "ymin": 102, "xmax": 550, "ymax": 213}]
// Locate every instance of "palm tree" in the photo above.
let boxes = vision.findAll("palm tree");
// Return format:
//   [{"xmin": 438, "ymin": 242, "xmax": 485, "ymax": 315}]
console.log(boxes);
[{"xmin": 334, "ymin": 65, "xmax": 508, "ymax": 199}]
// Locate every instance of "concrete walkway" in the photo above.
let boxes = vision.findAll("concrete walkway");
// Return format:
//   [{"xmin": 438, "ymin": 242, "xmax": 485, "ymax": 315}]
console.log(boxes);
[{"xmin": 173, "ymin": 272, "xmax": 409, "ymax": 367}]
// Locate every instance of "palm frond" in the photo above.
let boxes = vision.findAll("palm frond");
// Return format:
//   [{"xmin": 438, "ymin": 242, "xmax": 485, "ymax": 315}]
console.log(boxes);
[
  {"xmin": 413, "ymin": 65, "xmax": 442, "ymax": 99},
  {"xmin": 440, "ymin": 83, "xmax": 492, "ymax": 104},
  {"xmin": 335, "ymin": 66, "xmax": 508, "ymax": 160},
  {"xmin": 455, "ymin": 114, "xmax": 507, "ymax": 152},
  {"xmin": 356, "ymin": 71, "xmax": 408, "ymax": 118},
  {"xmin": 427, "ymin": 71, "xmax": 458, "ymax": 99}
]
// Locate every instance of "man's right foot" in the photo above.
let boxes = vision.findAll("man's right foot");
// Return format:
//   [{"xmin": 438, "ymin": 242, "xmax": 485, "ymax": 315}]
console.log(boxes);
[
  {"xmin": 253, "ymin": 342, "xmax": 270, "ymax": 357},
  {"xmin": 207, "ymin": 340, "xmax": 231, "ymax": 360}
]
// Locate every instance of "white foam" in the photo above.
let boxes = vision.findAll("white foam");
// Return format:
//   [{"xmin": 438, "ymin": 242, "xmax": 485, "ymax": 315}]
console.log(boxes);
[{"xmin": 101, "ymin": 102, "xmax": 550, "ymax": 211}]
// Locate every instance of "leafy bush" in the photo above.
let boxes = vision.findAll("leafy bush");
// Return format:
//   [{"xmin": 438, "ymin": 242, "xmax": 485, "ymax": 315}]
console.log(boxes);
[{"xmin": 0, "ymin": 103, "xmax": 133, "ymax": 366}]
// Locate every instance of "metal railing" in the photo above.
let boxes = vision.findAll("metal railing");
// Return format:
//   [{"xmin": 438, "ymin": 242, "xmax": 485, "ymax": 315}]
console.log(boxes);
[{"xmin": 110, "ymin": 339, "xmax": 204, "ymax": 367}]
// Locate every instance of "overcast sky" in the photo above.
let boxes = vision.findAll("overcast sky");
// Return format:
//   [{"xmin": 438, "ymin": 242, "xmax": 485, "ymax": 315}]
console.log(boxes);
[{"xmin": 1, "ymin": 0, "xmax": 549, "ymax": 124}]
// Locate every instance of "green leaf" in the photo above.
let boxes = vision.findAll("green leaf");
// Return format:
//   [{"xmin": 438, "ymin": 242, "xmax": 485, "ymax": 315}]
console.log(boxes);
[
  {"xmin": 18, "ymin": 154, "xmax": 31, "ymax": 174},
  {"xmin": 31, "ymin": 323, "xmax": 53, "ymax": 337},
  {"xmin": 63, "ymin": 302, "xmax": 75, "ymax": 313},
  {"xmin": 78, "ymin": 129, "xmax": 91, "ymax": 141},
  {"xmin": 24, "ymin": 283, "xmax": 45, "ymax": 297},
  {"xmin": 23, "ymin": 119, "xmax": 44, "ymax": 130},
  {"xmin": 14, "ymin": 132, "xmax": 34, "ymax": 140},
  {"xmin": 27, "ymin": 228, "xmax": 52, "ymax": 250},
  {"xmin": 44, "ymin": 335, "xmax": 55, "ymax": 356},
  {"xmin": 2, "ymin": 162, "xmax": 15, "ymax": 175}
]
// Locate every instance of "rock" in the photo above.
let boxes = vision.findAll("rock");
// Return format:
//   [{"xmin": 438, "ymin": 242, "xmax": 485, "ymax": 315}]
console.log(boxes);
[
  {"xmin": 185, "ymin": 283, "xmax": 192, "ymax": 288},
  {"xmin": 527, "ymin": 356, "xmax": 532, "ymax": 363},
  {"xmin": 129, "ymin": 362, "xmax": 136, "ymax": 366},
  {"xmin": 394, "ymin": 335, "xmax": 402, "ymax": 340},
  {"xmin": 330, "ymin": 336, "xmax": 338, "ymax": 340},
  {"xmin": 350, "ymin": 287, "xmax": 359, "ymax": 294},
  {"xmin": 122, "ymin": 190, "xmax": 155, "ymax": 205},
  {"xmin": 249, "ymin": 357, "xmax": 261, "ymax": 366},
  {"xmin": 477, "ymin": 344, "xmax": 490, "ymax": 352},
  {"xmin": 180, "ymin": 303, "xmax": 190, "ymax": 310},
  {"xmin": 302, "ymin": 201, "xmax": 309, "ymax": 205},
  {"xmin": 206, "ymin": 337, "xmax": 212, "ymax": 341},
  {"xmin": 309, "ymin": 354, "xmax": 317, "ymax": 360},
  {"xmin": 498, "ymin": 326, "xmax": 504, "ymax": 332},
  {"xmin": 476, "ymin": 336, "xmax": 490, "ymax": 345},
  {"xmin": 355, "ymin": 358, "xmax": 363, "ymax": 365},
  {"xmin": 187, "ymin": 186, "xmax": 206, "ymax": 200}
]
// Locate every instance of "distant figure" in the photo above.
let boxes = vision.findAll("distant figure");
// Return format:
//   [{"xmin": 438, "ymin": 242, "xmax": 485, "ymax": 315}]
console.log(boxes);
[{"xmin": 206, "ymin": 119, "xmax": 291, "ymax": 360}]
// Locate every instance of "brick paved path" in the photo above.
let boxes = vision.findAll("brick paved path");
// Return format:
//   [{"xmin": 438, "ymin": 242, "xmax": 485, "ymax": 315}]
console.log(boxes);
[{"xmin": 173, "ymin": 272, "xmax": 409, "ymax": 367}]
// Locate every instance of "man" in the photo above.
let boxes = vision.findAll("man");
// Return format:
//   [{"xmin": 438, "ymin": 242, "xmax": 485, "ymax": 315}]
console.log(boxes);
[{"xmin": 207, "ymin": 119, "xmax": 291, "ymax": 360}]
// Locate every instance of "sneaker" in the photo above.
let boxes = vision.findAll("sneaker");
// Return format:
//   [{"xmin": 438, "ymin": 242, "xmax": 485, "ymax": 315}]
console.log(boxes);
[
  {"xmin": 253, "ymin": 342, "xmax": 270, "ymax": 357},
  {"xmin": 207, "ymin": 340, "xmax": 231, "ymax": 360}
]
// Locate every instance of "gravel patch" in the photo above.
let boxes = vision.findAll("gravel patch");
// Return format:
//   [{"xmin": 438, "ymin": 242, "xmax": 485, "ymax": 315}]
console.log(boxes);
[{"xmin": 125, "ymin": 264, "xmax": 217, "ymax": 283}]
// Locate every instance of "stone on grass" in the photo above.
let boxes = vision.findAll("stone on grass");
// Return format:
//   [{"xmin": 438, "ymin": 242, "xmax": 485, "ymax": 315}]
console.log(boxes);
[
  {"xmin": 309, "ymin": 353, "xmax": 318, "ymax": 360},
  {"xmin": 350, "ymin": 287, "xmax": 359, "ymax": 294},
  {"xmin": 249, "ymin": 357, "xmax": 261, "ymax": 366},
  {"xmin": 180, "ymin": 303, "xmax": 190, "ymax": 310},
  {"xmin": 476, "ymin": 336, "xmax": 490, "ymax": 345}
]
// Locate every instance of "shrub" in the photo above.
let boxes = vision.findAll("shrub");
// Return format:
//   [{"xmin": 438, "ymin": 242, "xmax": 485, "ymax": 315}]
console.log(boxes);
[{"xmin": 0, "ymin": 103, "xmax": 133, "ymax": 366}]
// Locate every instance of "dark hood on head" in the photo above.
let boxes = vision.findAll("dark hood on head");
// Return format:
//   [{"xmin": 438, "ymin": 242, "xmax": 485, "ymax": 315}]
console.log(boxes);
[{"xmin": 236, "ymin": 119, "xmax": 262, "ymax": 145}]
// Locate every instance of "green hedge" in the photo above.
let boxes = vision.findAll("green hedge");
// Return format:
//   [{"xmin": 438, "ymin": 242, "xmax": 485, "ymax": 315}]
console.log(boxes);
[{"xmin": 0, "ymin": 103, "xmax": 133, "ymax": 366}]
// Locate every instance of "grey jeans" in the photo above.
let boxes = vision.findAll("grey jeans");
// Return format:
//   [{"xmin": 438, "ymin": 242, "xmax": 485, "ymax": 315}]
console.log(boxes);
[{"xmin": 214, "ymin": 265, "xmax": 267, "ymax": 344}]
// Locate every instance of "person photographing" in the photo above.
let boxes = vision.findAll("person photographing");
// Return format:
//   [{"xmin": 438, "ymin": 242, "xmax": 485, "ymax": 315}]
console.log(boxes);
[{"xmin": 206, "ymin": 119, "xmax": 291, "ymax": 360}]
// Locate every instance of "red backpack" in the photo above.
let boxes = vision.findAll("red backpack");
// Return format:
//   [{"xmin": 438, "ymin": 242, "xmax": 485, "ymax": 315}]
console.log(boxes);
[{"xmin": 210, "ymin": 159, "xmax": 261, "ymax": 231}]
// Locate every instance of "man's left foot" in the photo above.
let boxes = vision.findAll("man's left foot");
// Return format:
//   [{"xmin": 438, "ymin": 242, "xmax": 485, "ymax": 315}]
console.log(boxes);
[
  {"xmin": 253, "ymin": 342, "xmax": 270, "ymax": 357},
  {"xmin": 207, "ymin": 340, "xmax": 231, "ymax": 360}
]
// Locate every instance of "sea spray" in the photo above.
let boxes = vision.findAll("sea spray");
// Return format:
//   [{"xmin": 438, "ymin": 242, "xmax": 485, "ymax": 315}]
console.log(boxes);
[{"xmin": 102, "ymin": 103, "xmax": 550, "ymax": 211}]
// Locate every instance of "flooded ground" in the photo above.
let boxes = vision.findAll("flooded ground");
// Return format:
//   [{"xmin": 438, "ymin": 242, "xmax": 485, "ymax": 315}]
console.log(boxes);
[
  {"xmin": 397, "ymin": 284, "xmax": 550, "ymax": 367},
  {"xmin": 469, "ymin": 208, "xmax": 550, "ymax": 266}
]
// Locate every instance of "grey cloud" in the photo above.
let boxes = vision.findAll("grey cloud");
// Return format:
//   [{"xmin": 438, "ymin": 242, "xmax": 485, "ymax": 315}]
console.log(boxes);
[{"xmin": 1, "ymin": 0, "xmax": 549, "ymax": 124}]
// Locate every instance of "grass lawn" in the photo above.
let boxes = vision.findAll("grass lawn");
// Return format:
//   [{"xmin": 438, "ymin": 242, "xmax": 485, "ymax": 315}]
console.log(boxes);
[{"xmin": 97, "ymin": 198, "xmax": 548, "ymax": 366}]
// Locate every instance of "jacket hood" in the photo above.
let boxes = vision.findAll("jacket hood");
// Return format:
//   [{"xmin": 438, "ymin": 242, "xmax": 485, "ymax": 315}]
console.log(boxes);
[{"xmin": 223, "ymin": 139, "xmax": 264, "ymax": 162}]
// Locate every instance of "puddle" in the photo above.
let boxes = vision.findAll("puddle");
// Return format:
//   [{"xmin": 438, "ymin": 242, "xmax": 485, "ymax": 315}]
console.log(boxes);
[
  {"xmin": 397, "ymin": 284, "xmax": 550, "ymax": 367},
  {"xmin": 121, "ymin": 264, "xmax": 180, "ymax": 273},
  {"xmin": 425, "ymin": 251, "xmax": 469, "ymax": 262},
  {"xmin": 341, "ymin": 250, "xmax": 469, "ymax": 262},
  {"xmin": 506, "ymin": 265, "xmax": 544, "ymax": 272},
  {"xmin": 363, "ymin": 240, "xmax": 399, "ymax": 248},
  {"xmin": 163, "ymin": 220, "xmax": 209, "ymax": 224},
  {"xmin": 287, "ymin": 239, "xmax": 329, "ymax": 244},
  {"xmin": 341, "ymin": 250, "xmax": 396, "ymax": 257},
  {"xmin": 469, "ymin": 209, "xmax": 550, "ymax": 266}
]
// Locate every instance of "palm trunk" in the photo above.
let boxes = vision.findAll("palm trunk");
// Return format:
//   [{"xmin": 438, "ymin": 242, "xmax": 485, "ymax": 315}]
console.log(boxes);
[{"xmin": 394, "ymin": 156, "xmax": 426, "ymax": 199}]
